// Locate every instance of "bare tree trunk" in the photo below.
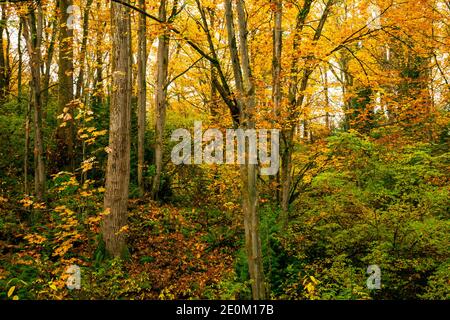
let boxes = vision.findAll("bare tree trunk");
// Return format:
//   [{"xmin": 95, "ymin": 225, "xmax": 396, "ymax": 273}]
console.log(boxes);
[
  {"xmin": 208, "ymin": 8, "xmax": 219, "ymax": 120},
  {"xmin": 322, "ymin": 66, "xmax": 331, "ymax": 131},
  {"xmin": 225, "ymin": 0, "xmax": 266, "ymax": 300},
  {"xmin": 22, "ymin": 8, "xmax": 46, "ymax": 200},
  {"xmin": 271, "ymin": 0, "xmax": 282, "ymax": 202},
  {"xmin": 151, "ymin": 0, "xmax": 169, "ymax": 200},
  {"xmin": 75, "ymin": 0, "xmax": 93, "ymax": 99},
  {"xmin": 137, "ymin": 0, "xmax": 147, "ymax": 197},
  {"xmin": 17, "ymin": 21, "xmax": 22, "ymax": 102},
  {"xmin": 93, "ymin": 5, "xmax": 104, "ymax": 107},
  {"xmin": 0, "ymin": 5, "xmax": 11, "ymax": 101},
  {"xmin": 56, "ymin": 0, "xmax": 75, "ymax": 171},
  {"xmin": 102, "ymin": 0, "xmax": 132, "ymax": 258},
  {"xmin": 42, "ymin": 19, "xmax": 57, "ymax": 107},
  {"xmin": 24, "ymin": 87, "xmax": 32, "ymax": 195},
  {"xmin": 272, "ymin": 0, "xmax": 282, "ymax": 116}
]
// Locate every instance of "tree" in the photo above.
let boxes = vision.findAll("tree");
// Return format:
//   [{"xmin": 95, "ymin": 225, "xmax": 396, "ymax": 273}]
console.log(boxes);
[
  {"xmin": 281, "ymin": 0, "xmax": 333, "ymax": 219},
  {"xmin": 102, "ymin": 0, "xmax": 132, "ymax": 257},
  {"xmin": 55, "ymin": 0, "xmax": 75, "ymax": 171},
  {"xmin": 0, "ymin": 5, "xmax": 11, "ymax": 101},
  {"xmin": 151, "ymin": 0, "xmax": 179, "ymax": 200},
  {"xmin": 21, "ymin": 5, "xmax": 46, "ymax": 200},
  {"xmin": 225, "ymin": 0, "xmax": 266, "ymax": 300},
  {"xmin": 137, "ymin": 0, "xmax": 147, "ymax": 197}
]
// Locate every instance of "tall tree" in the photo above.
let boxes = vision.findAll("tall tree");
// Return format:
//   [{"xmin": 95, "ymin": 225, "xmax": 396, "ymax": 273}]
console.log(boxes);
[
  {"xmin": 137, "ymin": 0, "xmax": 147, "ymax": 196},
  {"xmin": 281, "ymin": 0, "xmax": 333, "ymax": 218},
  {"xmin": 75, "ymin": 0, "xmax": 94, "ymax": 100},
  {"xmin": 225, "ymin": 0, "xmax": 266, "ymax": 300},
  {"xmin": 0, "ymin": 5, "xmax": 11, "ymax": 101},
  {"xmin": 151, "ymin": 0, "xmax": 174, "ymax": 200},
  {"xmin": 272, "ymin": 0, "xmax": 282, "ymax": 116},
  {"xmin": 56, "ymin": 0, "xmax": 75, "ymax": 171},
  {"xmin": 102, "ymin": 0, "xmax": 132, "ymax": 257},
  {"xmin": 21, "ymin": 5, "xmax": 46, "ymax": 200}
]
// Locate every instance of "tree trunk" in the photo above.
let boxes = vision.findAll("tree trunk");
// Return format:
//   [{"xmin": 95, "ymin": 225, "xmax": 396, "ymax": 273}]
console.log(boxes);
[
  {"xmin": 75, "ymin": 0, "xmax": 93, "ymax": 100},
  {"xmin": 225, "ymin": 0, "xmax": 266, "ymax": 300},
  {"xmin": 271, "ymin": 0, "xmax": 282, "ymax": 202},
  {"xmin": 93, "ymin": 4, "xmax": 104, "ymax": 107},
  {"xmin": 272, "ymin": 0, "xmax": 282, "ymax": 116},
  {"xmin": 102, "ymin": 0, "xmax": 132, "ymax": 258},
  {"xmin": 137, "ymin": 0, "xmax": 147, "ymax": 197},
  {"xmin": 280, "ymin": 0, "xmax": 312, "ymax": 223},
  {"xmin": 56, "ymin": 0, "xmax": 75, "ymax": 171},
  {"xmin": 24, "ymin": 87, "xmax": 32, "ymax": 195},
  {"xmin": 281, "ymin": 0, "xmax": 333, "ymax": 221},
  {"xmin": 0, "ymin": 5, "xmax": 10, "ymax": 101},
  {"xmin": 151, "ymin": 0, "xmax": 169, "ymax": 200},
  {"xmin": 22, "ymin": 8, "xmax": 46, "ymax": 200},
  {"xmin": 42, "ymin": 19, "xmax": 57, "ymax": 107},
  {"xmin": 322, "ymin": 67, "xmax": 331, "ymax": 131}
]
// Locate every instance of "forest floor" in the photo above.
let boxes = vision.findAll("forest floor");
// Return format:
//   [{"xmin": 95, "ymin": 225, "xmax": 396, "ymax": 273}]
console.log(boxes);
[
  {"xmin": 0, "ymin": 196, "xmax": 241, "ymax": 299},
  {"xmin": 125, "ymin": 200, "xmax": 238, "ymax": 299}
]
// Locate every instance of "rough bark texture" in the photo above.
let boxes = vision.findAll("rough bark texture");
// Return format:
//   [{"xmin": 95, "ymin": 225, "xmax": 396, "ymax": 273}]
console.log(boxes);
[
  {"xmin": 102, "ymin": 0, "xmax": 131, "ymax": 258},
  {"xmin": 225, "ymin": 0, "xmax": 266, "ymax": 300},
  {"xmin": 56, "ymin": 0, "xmax": 75, "ymax": 171},
  {"xmin": 137, "ymin": 0, "xmax": 147, "ymax": 196},
  {"xmin": 151, "ymin": 0, "xmax": 169, "ymax": 200},
  {"xmin": 22, "ymin": 8, "xmax": 46, "ymax": 200}
]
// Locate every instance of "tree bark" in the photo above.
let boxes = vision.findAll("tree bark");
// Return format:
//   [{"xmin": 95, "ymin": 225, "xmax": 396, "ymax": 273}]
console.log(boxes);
[
  {"xmin": 22, "ymin": 8, "xmax": 46, "ymax": 200},
  {"xmin": 102, "ymin": 0, "xmax": 132, "ymax": 258},
  {"xmin": 42, "ymin": 19, "xmax": 57, "ymax": 107},
  {"xmin": 0, "ymin": 5, "xmax": 11, "ymax": 101},
  {"xmin": 56, "ymin": 0, "xmax": 75, "ymax": 171},
  {"xmin": 75, "ymin": 0, "xmax": 93, "ymax": 100},
  {"xmin": 93, "ymin": 3, "xmax": 104, "ymax": 107},
  {"xmin": 225, "ymin": 0, "xmax": 266, "ymax": 300},
  {"xmin": 271, "ymin": 0, "xmax": 282, "ymax": 202},
  {"xmin": 137, "ymin": 0, "xmax": 147, "ymax": 197},
  {"xmin": 272, "ymin": 0, "xmax": 282, "ymax": 116},
  {"xmin": 151, "ymin": 0, "xmax": 170, "ymax": 200}
]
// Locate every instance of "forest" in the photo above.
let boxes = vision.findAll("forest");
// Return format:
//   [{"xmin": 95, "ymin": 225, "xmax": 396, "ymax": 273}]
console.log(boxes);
[{"xmin": 0, "ymin": 0, "xmax": 448, "ymax": 301}]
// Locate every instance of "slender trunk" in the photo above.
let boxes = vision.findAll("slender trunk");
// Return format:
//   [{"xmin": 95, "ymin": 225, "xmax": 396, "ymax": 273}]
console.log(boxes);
[
  {"xmin": 22, "ymin": 8, "xmax": 46, "ymax": 200},
  {"xmin": 75, "ymin": 0, "xmax": 93, "ymax": 99},
  {"xmin": 151, "ymin": 0, "xmax": 169, "ymax": 200},
  {"xmin": 102, "ymin": 0, "xmax": 132, "ymax": 258},
  {"xmin": 55, "ymin": 0, "xmax": 75, "ymax": 172},
  {"xmin": 94, "ymin": 14, "xmax": 104, "ymax": 106},
  {"xmin": 271, "ymin": 0, "xmax": 282, "ymax": 202},
  {"xmin": 280, "ymin": 0, "xmax": 313, "ymax": 222},
  {"xmin": 208, "ymin": 9, "xmax": 219, "ymax": 120},
  {"xmin": 323, "ymin": 67, "xmax": 331, "ymax": 131},
  {"xmin": 0, "ymin": 5, "xmax": 10, "ymax": 101},
  {"xmin": 24, "ymin": 86, "xmax": 32, "ymax": 195},
  {"xmin": 18, "ymin": 21, "xmax": 22, "ymax": 102},
  {"xmin": 272, "ymin": 0, "xmax": 282, "ymax": 116},
  {"xmin": 137, "ymin": 0, "xmax": 147, "ymax": 196},
  {"xmin": 281, "ymin": 0, "xmax": 333, "ymax": 220},
  {"xmin": 225, "ymin": 0, "xmax": 266, "ymax": 300},
  {"xmin": 42, "ymin": 19, "xmax": 57, "ymax": 107}
]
